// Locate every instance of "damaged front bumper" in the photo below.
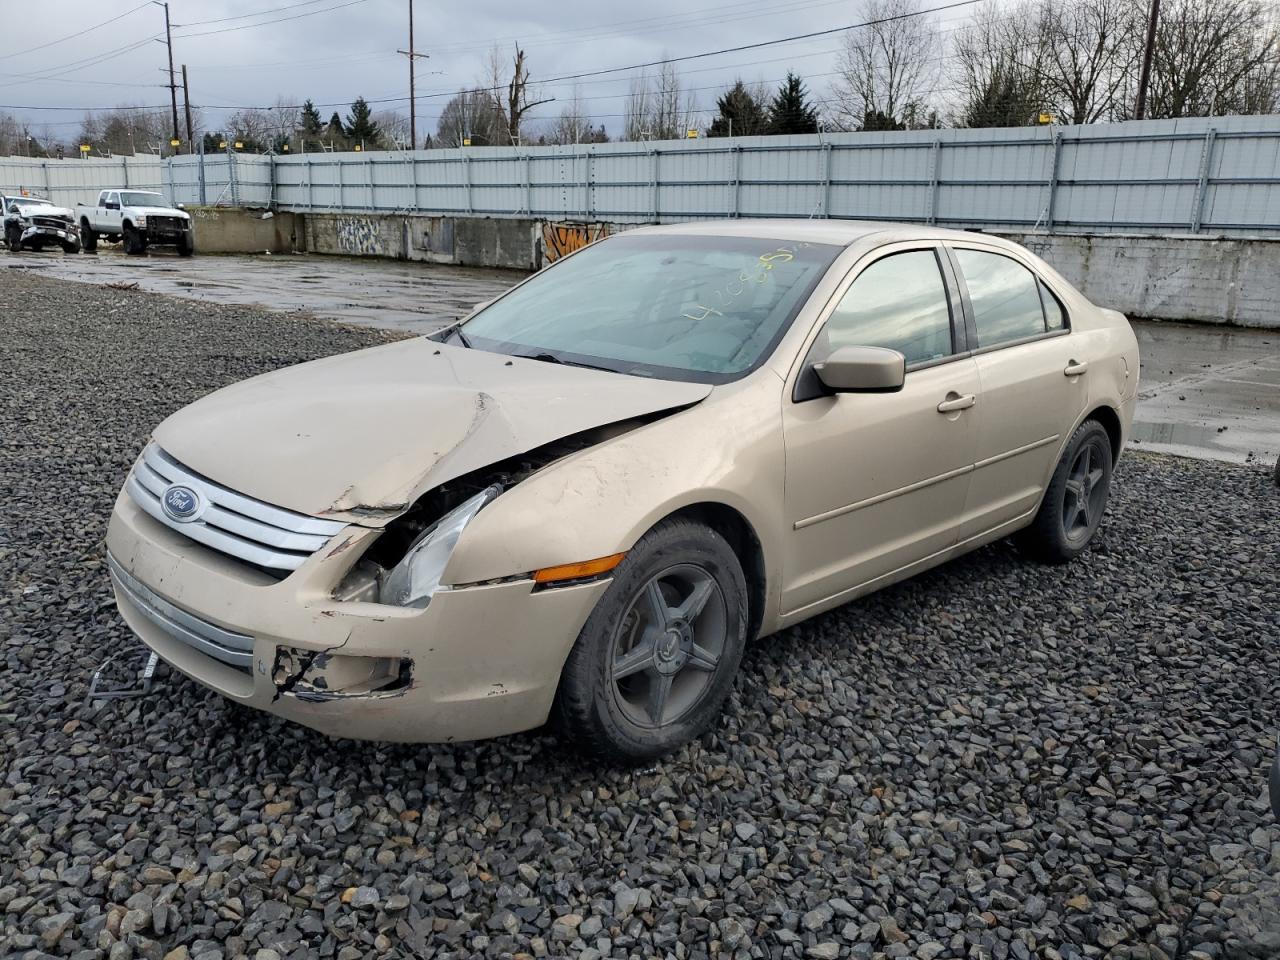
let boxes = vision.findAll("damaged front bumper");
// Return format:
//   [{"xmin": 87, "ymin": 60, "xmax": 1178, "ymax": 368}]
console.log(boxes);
[
  {"xmin": 105, "ymin": 490, "xmax": 609, "ymax": 742},
  {"xmin": 21, "ymin": 223, "xmax": 77, "ymax": 244}
]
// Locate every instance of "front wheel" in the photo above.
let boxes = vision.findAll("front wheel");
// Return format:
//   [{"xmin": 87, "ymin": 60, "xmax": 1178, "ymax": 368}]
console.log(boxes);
[
  {"xmin": 553, "ymin": 518, "xmax": 748, "ymax": 761},
  {"xmin": 122, "ymin": 225, "xmax": 146, "ymax": 256},
  {"xmin": 80, "ymin": 220, "xmax": 97, "ymax": 253},
  {"xmin": 176, "ymin": 231, "xmax": 194, "ymax": 257},
  {"xmin": 1018, "ymin": 419, "xmax": 1113, "ymax": 564},
  {"xmin": 63, "ymin": 240, "xmax": 81, "ymax": 255},
  {"xmin": 6, "ymin": 226, "xmax": 20, "ymax": 253}
]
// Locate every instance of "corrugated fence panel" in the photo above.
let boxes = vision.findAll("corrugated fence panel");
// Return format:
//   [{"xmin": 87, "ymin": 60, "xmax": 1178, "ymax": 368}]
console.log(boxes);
[{"xmin": 0, "ymin": 116, "xmax": 1277, "ymax": 234}]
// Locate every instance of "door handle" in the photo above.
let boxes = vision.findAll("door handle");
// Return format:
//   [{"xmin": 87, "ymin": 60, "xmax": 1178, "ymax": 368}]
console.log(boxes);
[
  {"xmin": 937, "ymin": 393, "xmax": 976, "ymax": 413},
  {"xmin": 1064, "ymin": 359, "xmax": 1089, "ymax": 376}
]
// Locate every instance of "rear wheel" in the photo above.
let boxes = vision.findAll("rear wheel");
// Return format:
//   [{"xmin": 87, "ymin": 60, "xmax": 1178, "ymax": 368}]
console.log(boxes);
[
  {"xmin": 1018, "ymin": 419, "xmax": 1113, "ymax": 564},
  {"xmin": 553, "ymin": 518, "xmax": 748, "ymax": 761},
  {"xmin": 80, "ymin": 219, "xmax": 97, "ymax": 253},
  {"xmin": 123, "ymin": 224, "xmax": 146, "ymax": 256}
]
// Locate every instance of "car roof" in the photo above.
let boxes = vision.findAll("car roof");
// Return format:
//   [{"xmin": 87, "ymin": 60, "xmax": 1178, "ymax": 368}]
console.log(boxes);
[{"xmin": 625, "ymin": 218, "xmax": 1017, "ymax": 250}]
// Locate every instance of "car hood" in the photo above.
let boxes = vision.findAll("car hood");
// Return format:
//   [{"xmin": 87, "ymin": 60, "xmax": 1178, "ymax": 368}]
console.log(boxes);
[
  {"xmin": 138, "ymin": 206, "xmax": 188, "ymax": 219},
  {"xmin": 14, "ymin": 205, "xmax": 73, "ymax": 220},
  {"xmin": 152, "ymin": 339, "xmax": 711, "ymax": 524}
]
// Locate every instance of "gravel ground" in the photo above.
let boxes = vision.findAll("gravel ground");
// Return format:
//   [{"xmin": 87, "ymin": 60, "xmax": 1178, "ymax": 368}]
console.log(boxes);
[{"xmin": 2, "ymin": 272, "xmax": 1278, "ymax": 960}]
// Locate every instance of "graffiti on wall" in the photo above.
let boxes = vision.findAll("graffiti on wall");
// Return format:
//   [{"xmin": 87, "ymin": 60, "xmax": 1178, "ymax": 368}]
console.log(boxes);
[
  {"xmin": 541, "ymin": 221, "xmax": 610, "ymax": 265},
  {"xmin": 336, "ymin": 216, "xmax": 383, "ymax": 255}
]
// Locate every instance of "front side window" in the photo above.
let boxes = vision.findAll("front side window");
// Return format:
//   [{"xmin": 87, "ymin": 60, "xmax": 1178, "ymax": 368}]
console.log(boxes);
[
  {"xmin": 460, "ymin": 233, "xmax": 842, "ymax": 383},
  {"xmin": 955, "ymin": 249, "xmax": 1051, "ymax": 348},
  {"xmin": 819, "ymin": 249, "xmax": 954, "ymax": 365}
]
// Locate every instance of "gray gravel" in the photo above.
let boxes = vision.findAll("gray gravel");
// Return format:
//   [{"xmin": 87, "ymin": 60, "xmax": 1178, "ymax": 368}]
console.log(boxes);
[{"xmin": 2, "ymin": 271, "xmax": 1279, "ymax": 960}]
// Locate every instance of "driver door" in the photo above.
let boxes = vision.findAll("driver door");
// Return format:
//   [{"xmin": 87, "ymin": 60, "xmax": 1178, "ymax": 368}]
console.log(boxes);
[{"xmin": 781, "ymin": 244, "xmax": 979, "ymax": 618}]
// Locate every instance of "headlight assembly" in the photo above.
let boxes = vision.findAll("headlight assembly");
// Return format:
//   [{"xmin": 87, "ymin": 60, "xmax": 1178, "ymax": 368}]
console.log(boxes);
[{"xmin": 378, "ymin": 485, "xmax": 501, "ymax": 608}]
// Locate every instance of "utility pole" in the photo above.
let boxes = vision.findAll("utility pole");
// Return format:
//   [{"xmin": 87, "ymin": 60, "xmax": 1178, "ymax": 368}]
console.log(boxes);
[
  {"xmin": 153, "ymin": 1, "xmax": 180, "ymax": 145},
  {"xmin": 181, "ymin": 65, "xmax": 194, "ymax": 151},
  {"xmin": 398, "ymin": 0, "xmax": 429, "ymax": 149},
  {"xmin": 1135, "ymin": 0, "xmax": 1161, "ymax": 120}
]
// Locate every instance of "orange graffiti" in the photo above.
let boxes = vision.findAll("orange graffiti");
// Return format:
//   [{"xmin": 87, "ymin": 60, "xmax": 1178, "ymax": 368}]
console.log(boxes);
[{"xmin": 542, "ymin": 221, "xmax": 611, "ymax": 265}]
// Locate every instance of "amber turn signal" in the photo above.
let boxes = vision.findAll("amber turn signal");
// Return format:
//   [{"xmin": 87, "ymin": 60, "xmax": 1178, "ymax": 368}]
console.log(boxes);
[{"xmin": 532, "ymin": 552, "xmax": 626, "ymax": 584}]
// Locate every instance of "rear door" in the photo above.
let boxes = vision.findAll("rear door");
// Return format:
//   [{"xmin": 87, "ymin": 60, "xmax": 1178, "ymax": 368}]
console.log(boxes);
[{"xmin": 947, "ymin": 244, "xmax": 1089, "ymax": 539}]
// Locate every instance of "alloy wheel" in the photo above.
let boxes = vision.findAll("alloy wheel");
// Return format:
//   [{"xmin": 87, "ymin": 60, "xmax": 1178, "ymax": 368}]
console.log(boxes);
[{"xmin": 1062, "ymin": 438, "xmax": 1108, "ymax": 541}]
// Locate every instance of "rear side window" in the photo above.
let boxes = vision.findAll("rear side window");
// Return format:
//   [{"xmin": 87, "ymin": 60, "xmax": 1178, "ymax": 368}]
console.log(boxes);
[
  {"xmin": 1040, "ymin": 280, "xmax": 1067, "ymax": 330},
  {"xmin": 955, "ymin": 249, "xmax": 1051, "ymax": 348},
  {"xmin": 823, "ymin": 250, "xmax": 954, "ymax": 365}
]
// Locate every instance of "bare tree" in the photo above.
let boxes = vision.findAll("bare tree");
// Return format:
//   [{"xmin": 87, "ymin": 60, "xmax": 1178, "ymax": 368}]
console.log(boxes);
[
  {"xmin": 1034, "ymin": 0, "xmax": 1137, "ymax": 123},
  {"xmin": 546, "ymin": 88, "xmax": 593, "ymax": 144},
  {"xmin": 373, "ymin": 110, "xmax": 413, "ymax": 148},
  {"xmin": 951, "ymin": 1, "xmax": 1048, "ymax": 127},
  {"xmin": 1133, "ymin": 0, "xmax": 1280, "ymax": 118},
  {"xmin": 834, "ymin": 0, "xmax": 940, "ymax": 130},
  {"xmin": 625, "ymin": 62, "xmax": 694, "ymax": 140},
  {"xmin": 437, "ymin": 88, "xmax": 506, "ymax": 146}
]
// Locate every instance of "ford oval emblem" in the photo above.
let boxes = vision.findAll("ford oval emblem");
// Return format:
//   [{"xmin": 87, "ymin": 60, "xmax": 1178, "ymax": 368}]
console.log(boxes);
[{"xmin": 162, "ymin": 484, "xmax": 201, "ymax": 522}]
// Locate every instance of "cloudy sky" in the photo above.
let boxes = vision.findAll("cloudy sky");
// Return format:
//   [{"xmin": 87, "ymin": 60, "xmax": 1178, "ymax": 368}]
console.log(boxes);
[{"xmin": 5, "ymin": 0, "xmax": 987, "ymax": 141}]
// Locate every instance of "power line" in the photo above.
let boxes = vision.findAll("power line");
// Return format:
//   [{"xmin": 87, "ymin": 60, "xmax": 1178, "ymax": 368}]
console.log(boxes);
[
  {"xmin": 0, "ymin": 2, "xmax": 152, "ymax": 63},
  {"xmin": 175, "ymin": 0, "xmax": 345, "ymax": 28},
  {"xmin": 173, "ymin": 0, "xmax": 373, "ymax": 39}
]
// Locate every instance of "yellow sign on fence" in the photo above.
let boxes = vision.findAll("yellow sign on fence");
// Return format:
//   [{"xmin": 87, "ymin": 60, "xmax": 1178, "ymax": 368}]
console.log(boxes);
[
  {"xmin": 686, "ymin": 129, "xmax": 699, "ymax": 139},
  {"xmin": 79, "ymin": 144, "xmax": 91, "ymax": 154}
]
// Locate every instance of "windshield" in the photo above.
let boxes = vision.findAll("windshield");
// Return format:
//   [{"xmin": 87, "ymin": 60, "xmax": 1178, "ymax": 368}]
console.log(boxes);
[
  {"xmin": 121, "ymin": 192, "xmax": 170, "ymax": 208},
  {"xmin": 460, "ymin": 233, "xmax": 840, "ymax": 383},
  {"xmin": 12, "ymin": 198, "xmax": 51, "ymax": 209}
]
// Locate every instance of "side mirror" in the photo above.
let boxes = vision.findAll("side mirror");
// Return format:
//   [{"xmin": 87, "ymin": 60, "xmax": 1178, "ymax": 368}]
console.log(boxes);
[
  {"xmin": 176, "ymin": 203, "xmax": 185, "ymax": 210},
  {"xmin": 813, "ymin": 345, "xmax": 906, "ymax": 393}
]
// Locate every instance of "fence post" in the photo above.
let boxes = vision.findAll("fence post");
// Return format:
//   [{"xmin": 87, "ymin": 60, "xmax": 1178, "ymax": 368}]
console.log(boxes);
[
  {"xmin": 408, "ymin": 151, "xmax": 419, "ymax": 213},
  {"xmin": 650, "ymin": 149, "xmax": 659, "ymax": 223},
  {"xmin": 584, "ymin": 150, "xmax": 593, "ymax": 220},
  {"xmin": 122, "ymin": 157, "xmax": 129, "ymax": 188},
  {"xmin": 305, "ymin": 155, "xmax": 313, "ymax": 210},
  {"xmin": 41, "ymin": 161, "xmax": 50, "ymax": 202},
  {"xmin": 821, "ymin": 142, "xmax": 833, "ymax": 218},
  {"xmin": 730, "ymin": 145, "xmax": 742, "ymax": 218},
  {"xmin": 463, "ymin": 153, "xmax": 473, "ymax": 215},
  {"xmin": 268, "ymin": 152, "xmax": 277, "ymax": 209},
  {"xmin": 227, "ymin": 144, "xmax": 239, "ymax": 206},
  {"xmin": 927, "ymin": 139, "xmax": 941, "ymax": 225},
  {"xmin": 524, "ymin": 152, "xmax": 532, "ymax": 216},
  {"xmin": 1045, "ymin": 130, "xmax": 1063, "ymax": 234},
  {"xmin": 336, "ymin": 156, "xmax": 343, "ymax": 211},
  {"xmin": 1192, "ymin": 127, "xmax": 1217, "ymax": 234},
  {"xmin": 198, "ymin": 140, "xmax": 207, "ymax": 206}
]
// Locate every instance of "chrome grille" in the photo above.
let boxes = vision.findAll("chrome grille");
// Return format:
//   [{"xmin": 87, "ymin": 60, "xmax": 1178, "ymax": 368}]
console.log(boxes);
[
  {"xmin": 108, "ymin": 553, "xmax": 254, "ymax": 671},
  {"xmin": 126, "ymin": 443, "xmax": 346, "ymax": 573},
  {"xmin": 32, "ymin": 215, "xmax": 72, "ymax": 229}
]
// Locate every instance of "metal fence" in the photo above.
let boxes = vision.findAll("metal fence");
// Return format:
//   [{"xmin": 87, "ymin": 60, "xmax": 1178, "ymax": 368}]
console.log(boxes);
[{"xmin": 1, "ymin": 115, "xmax": 1278, "ymax": 236}]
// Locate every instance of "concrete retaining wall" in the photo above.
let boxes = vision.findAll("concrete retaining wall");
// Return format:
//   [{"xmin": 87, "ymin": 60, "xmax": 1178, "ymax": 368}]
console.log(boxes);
[
  {"xmin": 189, "ymin": 210, "xmax": 1280, "ymax": 328},
  {"xmin": 1008, "ymin": 232, "xmax": 1280, "ymax": 328},
  {"xmin": 187, "ymin": 206, "xmax": 302, "ymax": 255},
  {"xmin": 304, "ymin": 213, "xmax": 539, "ymax": 270}
]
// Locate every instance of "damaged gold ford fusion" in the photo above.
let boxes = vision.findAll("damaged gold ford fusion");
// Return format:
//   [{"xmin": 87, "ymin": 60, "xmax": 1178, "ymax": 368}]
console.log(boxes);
[{"xmin": 106, "ymin": 221, "xmax": 1139, "ymax": 760}]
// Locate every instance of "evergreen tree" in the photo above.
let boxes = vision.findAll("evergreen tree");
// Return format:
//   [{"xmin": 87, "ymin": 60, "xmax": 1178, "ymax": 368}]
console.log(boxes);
[
  {"xmin": 767, "ymin": 72, "xmax": 819, "ymax": 135},
  {"xmin": 344, "ymin": 96, "xmax": 382, "ymax": 148},
  {"xmin": 324, "ymin": 111, "xmax": 347, "ymax": 149},
  {"xmin": 859, "ymin": 109, "xmax": 906, "ymax": 132},
  {"xmin": 708, "ymin": 80, "xmax": 769, "ymax": 137},
  {"xmin": 300, "ymin": 99, "xmax": 323, "ymax": 145}
]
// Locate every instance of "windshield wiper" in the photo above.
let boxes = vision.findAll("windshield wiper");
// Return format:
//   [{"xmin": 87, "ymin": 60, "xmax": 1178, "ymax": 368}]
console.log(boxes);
[{"xmin": 515, "ymin": 351, "xmax": 619, "ymax": 374}]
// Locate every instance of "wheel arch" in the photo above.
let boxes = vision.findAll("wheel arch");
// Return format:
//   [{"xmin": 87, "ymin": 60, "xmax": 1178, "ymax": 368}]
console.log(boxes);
[
  {"xmin": 659, "ymin": 501, "xmax": 768, "ymax": 643},
  {"xmin": 1083, "ymin": 403, "xmax": 1123, "ymax": 464}
]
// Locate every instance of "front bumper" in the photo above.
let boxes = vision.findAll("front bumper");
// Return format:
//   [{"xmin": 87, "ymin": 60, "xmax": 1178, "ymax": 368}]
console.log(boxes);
[
  {"xmin": 143, "ymin": 222, "xmax": 191, "ymax": 244},
  {"xmin": 21, "ymin": 224, "xmax": 77, "ymax": 244},
  {"xmin": 106, "ymin": 490, "xmax": 609, "ymax": 742}
]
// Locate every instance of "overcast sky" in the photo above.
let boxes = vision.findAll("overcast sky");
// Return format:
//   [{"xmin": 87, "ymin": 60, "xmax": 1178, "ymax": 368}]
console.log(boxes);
[{"xmin": 5, "ymin": 0, "xmax": 987, "ymax": 140}]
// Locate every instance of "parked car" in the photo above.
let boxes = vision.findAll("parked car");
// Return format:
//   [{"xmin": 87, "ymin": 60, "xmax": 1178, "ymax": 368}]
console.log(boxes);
[
  {"xmin": 106, "ymin": 221, "xmax": 1140, "ymax": 760},
  {"xmin": 76, "ymin": 189, "xmax": 193, "ymax": 256},
  {"xmin": 3, "ymin": 195, "xmax": 80, "ymax": 254}
]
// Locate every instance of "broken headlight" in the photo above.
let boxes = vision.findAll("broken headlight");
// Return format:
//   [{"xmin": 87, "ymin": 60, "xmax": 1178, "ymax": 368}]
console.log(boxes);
[{"xmin": 378, "ymin": 484, "xmax": 501, "ymax": 608}]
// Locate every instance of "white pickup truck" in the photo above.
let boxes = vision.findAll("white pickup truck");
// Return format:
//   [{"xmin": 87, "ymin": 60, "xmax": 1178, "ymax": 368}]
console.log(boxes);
[{"xmin": 76, "ymin": 189, "xmax": 194, "ymax": 257}]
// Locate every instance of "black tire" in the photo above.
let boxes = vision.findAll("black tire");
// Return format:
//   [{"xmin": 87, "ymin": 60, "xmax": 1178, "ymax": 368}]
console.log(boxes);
[
  {"xmin": 123, "ymin": 224, "xmax": 145, "ymax": 256},
  {"xmin": 80, "ymin": 220, "xmax": 97, "ymax": 253},
  {"xmin": 6, "ymin": 225, "xmax": 20, "ymax": 253},
  {"xmin": 553, "ymin": 518, "xmax": 749, "ymax": 761},
  {"xmin": 1019, "ymin": 419, "xmax": 1113, "ymax": 564},
  {"xmin": 63, "ymin": 240, "xmax": 81, "ymax": 255},
  {"xmin": 176, "ymin": 231, "xmax": 194, "ymax": 257}
]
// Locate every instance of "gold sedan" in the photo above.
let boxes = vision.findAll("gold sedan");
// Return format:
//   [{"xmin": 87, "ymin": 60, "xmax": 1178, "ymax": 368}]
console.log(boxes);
[{"xmin": 107, "ymin": 221, "xmax": 1139, "ymax": 759}]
